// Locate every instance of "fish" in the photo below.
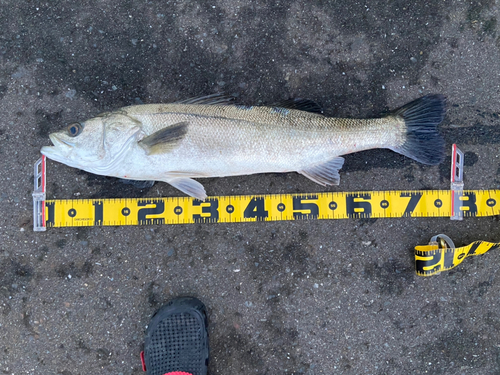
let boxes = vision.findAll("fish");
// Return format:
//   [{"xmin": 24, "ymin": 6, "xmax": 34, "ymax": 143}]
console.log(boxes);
[{"xmin": 41, "ymin": 94, "xmax": 446, "ymax": 200}]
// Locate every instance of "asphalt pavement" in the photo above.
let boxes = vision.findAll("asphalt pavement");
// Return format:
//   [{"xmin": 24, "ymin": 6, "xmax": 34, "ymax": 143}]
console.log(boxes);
[{"xmin": 1, "ymin": 1, "xmax": 500, "ymax": 374}]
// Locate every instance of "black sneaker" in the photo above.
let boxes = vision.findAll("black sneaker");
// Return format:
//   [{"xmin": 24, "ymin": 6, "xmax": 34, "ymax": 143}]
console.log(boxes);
[{"xmin": 141, "ymin": 297, "xmax": 209, "ymax": 375}]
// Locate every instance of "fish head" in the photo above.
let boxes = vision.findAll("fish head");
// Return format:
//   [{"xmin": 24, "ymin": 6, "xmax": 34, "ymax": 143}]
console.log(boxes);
[{"xmin": 41, "ymin": 112, "xmax": 142, "ymax": 173}]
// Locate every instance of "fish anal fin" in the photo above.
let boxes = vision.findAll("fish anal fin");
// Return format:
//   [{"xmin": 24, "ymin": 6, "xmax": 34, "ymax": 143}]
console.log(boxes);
[
  {"xmin": 271, "ymin": 98, "xmax": 324, "ymax": 114},
  {"xmin": 299, "ymin": 157, "xmax": 345, "ymax": 186},
  {"xmin": 139, "ymin": 121, "xmax": 188, "ymax": 155},
  {"xmin": 165, "ymin": 177, "xmax": 207, "ymax": 200}
]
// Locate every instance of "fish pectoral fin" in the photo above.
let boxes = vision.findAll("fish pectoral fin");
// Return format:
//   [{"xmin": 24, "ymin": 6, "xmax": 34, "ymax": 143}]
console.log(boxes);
[
  {"xmin": 165, "ymin": 177, "xmax": 207, "ymax": 200},
  {"xmin": 138, "ymin": 121, "xmax": 188, "ymax": 155},
  {"xmin": 298, "ymin": 157, "xmax": 345, "ymax": 186}
]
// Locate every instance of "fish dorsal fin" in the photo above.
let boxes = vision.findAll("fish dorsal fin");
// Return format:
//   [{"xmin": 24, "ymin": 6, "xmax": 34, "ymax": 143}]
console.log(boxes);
[
  {"xmin": 271, "ymin": 98, "xmax": 324, "ymax": 114},
  {"xmin": 175, "ymin": 93, "xmax": 235, "ymax": 106},
  {"xmin": 298, "ymin": 157, "xmax": 345, "ymax": 186},
  {"xmin": 138, "ymin": 121, "xmax": 188, "ymax": 155}
]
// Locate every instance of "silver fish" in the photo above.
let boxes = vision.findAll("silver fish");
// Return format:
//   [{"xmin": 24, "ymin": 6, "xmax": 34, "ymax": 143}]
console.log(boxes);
[{"xmin": 41, "ymin": 94, "xmax": 445, "ymax": 199}]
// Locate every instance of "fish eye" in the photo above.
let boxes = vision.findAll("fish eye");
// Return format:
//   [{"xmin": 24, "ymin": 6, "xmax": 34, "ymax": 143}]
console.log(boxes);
[{"xmin": 67, "ymin": 122, "xmax": 83, "ymax": 137}]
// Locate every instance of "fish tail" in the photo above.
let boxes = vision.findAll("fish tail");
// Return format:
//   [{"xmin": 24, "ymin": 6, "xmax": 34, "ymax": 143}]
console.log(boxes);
[{"xmin": 390, "ymin": 94, "xmax": 446, "ymax": 165}]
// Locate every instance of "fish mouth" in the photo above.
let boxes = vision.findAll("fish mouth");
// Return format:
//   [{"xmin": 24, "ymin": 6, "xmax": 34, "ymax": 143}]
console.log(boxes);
[
  {"xmin": 49, "ymin": 133, "xmax": 75, "ymax": 148},
  {"xmin": 40, "ymin": 134, "xmax": 74, "ymax": 162}
]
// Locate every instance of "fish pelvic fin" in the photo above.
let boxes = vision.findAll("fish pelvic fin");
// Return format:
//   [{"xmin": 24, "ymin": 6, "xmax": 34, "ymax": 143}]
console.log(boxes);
[
  {"xmin": 299, "ymin": 157, "xmax": 345, "ymax": 186},
  {"xmin": 138, "ymin": 121, "xmax": 188, "ymax": 155},
  {"xmin": 389, "ymin": 94, "xmax": 446, "ymax": 165},
  {"xmin": 166, "ymin": 177, "xmax": 207, "ymax": 200}
]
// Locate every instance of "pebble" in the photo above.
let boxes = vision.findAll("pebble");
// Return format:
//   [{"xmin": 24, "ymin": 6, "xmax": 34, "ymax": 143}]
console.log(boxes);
[
  {"xmin": 65, "ymin": 89, "xmax": 76, "ymax": 99},
  {"xmin": 166, "ymin": 248, "xmax": 175, "ymax": 257},
  {"xmin": 11, "ymin": 68, "xmax": 26, "ymax": 79}
]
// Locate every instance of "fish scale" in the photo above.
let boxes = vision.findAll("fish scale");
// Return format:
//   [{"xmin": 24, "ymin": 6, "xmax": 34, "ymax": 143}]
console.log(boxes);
[{"xmin": 126, "ymin": 106, "xmax": 403, "ymax": 172}]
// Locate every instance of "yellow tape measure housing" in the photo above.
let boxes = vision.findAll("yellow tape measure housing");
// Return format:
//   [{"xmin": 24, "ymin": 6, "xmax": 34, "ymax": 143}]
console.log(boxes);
[
  {"xmin": 415, "ymin": 239, "xmax": 500, "ymax": 276},
  {"xmin": 44, "ymin": 189, "xmax": 500, "ymax": 227}
]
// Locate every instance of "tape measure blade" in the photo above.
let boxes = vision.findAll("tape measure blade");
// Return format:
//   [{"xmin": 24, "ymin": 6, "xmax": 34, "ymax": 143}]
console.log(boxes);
[{"xmin": 42, "ymin": 189, "xmax": 500, "ymax": 228}]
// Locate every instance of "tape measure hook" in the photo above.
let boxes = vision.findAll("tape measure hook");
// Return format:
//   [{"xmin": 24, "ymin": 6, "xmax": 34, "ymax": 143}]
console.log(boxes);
[
  {"xmin": 450, "ymin": 144, "xmax": 465, "ymax": 221},
  {"xmin": 32, "ymin": 155, "xmax": 46, "ymax": 232},
  {"xmin": 429, "ymin": 233, "xmax": 455, "ymax": 250}
]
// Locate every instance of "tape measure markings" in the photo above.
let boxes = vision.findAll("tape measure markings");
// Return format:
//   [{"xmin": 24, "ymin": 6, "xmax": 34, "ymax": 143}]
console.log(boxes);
[{"xmin": 41, "ymin": 189, "xmax": 500, "ymax": 227}]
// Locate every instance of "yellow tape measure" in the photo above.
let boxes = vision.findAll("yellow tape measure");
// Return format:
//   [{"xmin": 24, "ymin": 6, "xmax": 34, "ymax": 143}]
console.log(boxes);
[
  {"xmin": 415, "ymin": 235, "xmax": 500, "ymax": 276},
  {"xmin": 40, "ymin": 189, "xmax": 499, "ymax": 228}
]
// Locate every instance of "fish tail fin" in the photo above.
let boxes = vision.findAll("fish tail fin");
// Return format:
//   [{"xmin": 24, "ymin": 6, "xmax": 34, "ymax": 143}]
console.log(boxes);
[{"xmin": 389, "ymin": 94, "xmax": 446, "ymax": 165}]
